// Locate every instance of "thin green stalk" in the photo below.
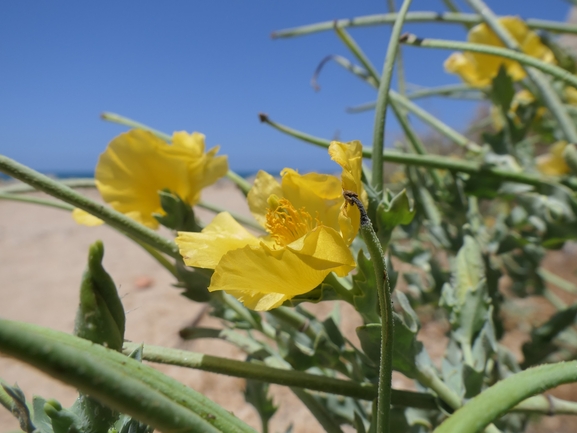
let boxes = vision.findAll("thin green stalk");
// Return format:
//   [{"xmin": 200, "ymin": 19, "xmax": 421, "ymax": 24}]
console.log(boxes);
[
  {"xmin": 390, "ymin": 90, "xmax": 481, "ymax": 151},
  {"xmin": 389, "ymin": 99, "xmax": 444, "ymax": 190},
  {"xmin": 539, "ymin": 268, "xmax": 577, "ymax": 295},
  {"xmin": 343, "ymin": 192, "xmax": 393, "ymax": 433},
  {"xmin": 122, "ymin": 342, "xmax": 382, "ymax": 402},
  {"xmin": 543, "ymin": 288, "xmax": 568, "ymax": 310},
  {"xmin": 464, "ymin": 0, "xmax": 577, "ymax": 143},
  {"xmin": 372, "ymin": 0, "xmax": 413, "ymax": 195},
  {"xmin": 435, "ymin": 361, "xmax": 577, "ymax": 433},
  {"xmin": 197, "ymin": 200, "xmax": 264, "ymax": 232},
  {"xmin": 514, "ymin": 394, "xmax": 577, "ymax": 415},
  {"xmin": 407, "ymin": 83, "xmax": 484, "ymax": 100},
  {"xmin": 386, "ymin": 0, "xmax": 408, "ymax": 96},
  {"xmin": 0, "ymin": 192, "xmax": 74, "ymax": 211},
  {"xmin": 271, "ymin": 12, "xmax": 577, "ymax": 39},
  {"xmin": 400, "ymin": 35, "xmax": 577, "ymax": 96},
  {"xmin": 0, "ymin": 155, "xmax": 180, "ymax": 258},
  {"xmin": 129, "ymin": 236, "xmax": 179, "ymax": 279},
  {"xmin": 0, "ymin": 177, "xmax": 96, "ymax": 193},
  {"xmin": 333, "ymin": 26, "xmax": 380, "ymax": 83},
  {"xmin": 259, "ymin": 115, "xmax": 561, "ymax": 190},
  {"xmin": 101, "ymin": 112, "xmax": 252, "ymax": 195},
  {"xmin": 268, "ymin": 306, "xmax": 319, "ymax": 342}
]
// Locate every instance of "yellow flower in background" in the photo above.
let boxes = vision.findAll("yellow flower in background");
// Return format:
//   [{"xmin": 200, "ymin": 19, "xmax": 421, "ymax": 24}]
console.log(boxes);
[
  {"xmin": 73, "ymin": 129, "xmax": 228, "ymax": 229},
  {"xmin": 536, "ymin": 141, "xmax": 571, "ymax": 176},
  {"xmin": 444, "ymin": 17, "xmax": 555, "ymax": 87},
  {"xmin": 176, "ymin": 140, "xmax": 365, "ymax": 311}
]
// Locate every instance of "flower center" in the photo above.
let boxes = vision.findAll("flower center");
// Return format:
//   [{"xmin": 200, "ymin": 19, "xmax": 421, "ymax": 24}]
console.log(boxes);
[{"xmin": 265, "ymin": 196, "xmax": 315, "ymax": 246}]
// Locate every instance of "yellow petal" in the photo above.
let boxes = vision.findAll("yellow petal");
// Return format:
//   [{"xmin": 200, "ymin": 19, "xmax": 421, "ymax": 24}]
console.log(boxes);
[
  {"xmin": 95, "ymin": 129, "xmax": 228, "ymax": 229},
  {"xmin": 536, "ymin": 142, "xmax": 570, "ymax": 176},
  {"xmin": 445, "ymin": 17, "xmax": 554, "ymax": 87},
  {"xmin": 280, "ymin": 168, "xmax": 342, "ymax": 230},
  {"xmin": 176, "ymin": 212, "xmax": 259, "ymax": 269},
  {"xmin": 248, "ymin": 170, "xmax": 282, "ymax": 226},
  {"xmin": 210, "ymin": 245, "xmax": 330, "ymax": 311},
  {"xmin": 72, "ymin": 208, "xmax": 104, "ymax": 226},
  {"xmin": 287, "ymin": 226, "xmax": 356, "ymax": 277}
]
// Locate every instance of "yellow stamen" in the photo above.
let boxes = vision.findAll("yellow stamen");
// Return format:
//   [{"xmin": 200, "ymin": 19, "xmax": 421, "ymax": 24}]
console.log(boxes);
[{"xmin": 265, "ymin": 197, "xmax": 315, "ymax": 246}]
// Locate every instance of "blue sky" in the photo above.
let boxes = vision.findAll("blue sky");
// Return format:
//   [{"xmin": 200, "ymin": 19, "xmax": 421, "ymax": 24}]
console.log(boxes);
[{"xmin": 0, "ymin": 1, "xmax": 572, "ymax": 175}]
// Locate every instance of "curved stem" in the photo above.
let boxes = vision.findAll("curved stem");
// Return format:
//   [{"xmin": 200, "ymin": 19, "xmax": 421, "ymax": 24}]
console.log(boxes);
[
  {"xmin": 0, "ymin": 155, "xmax": 180, "ymax": 258},
  {"xmin": 401, "ymin": 36, "xmax": 577, "ymax": 92},
  {"xmin": 0, "ymin": 192, "xmax": 74, "ymax": 211},
  {"xmin": 435, "ymin": 361, "xmax": 577, "ymax": 433},
  {"xmin": 372, "ymin": 0, "xmax": 413, "ymax": 196},
  {"xmin": 271, "ymin": 12, "xmax": 577, "ymax": 39},
  {"xmin": 259, "ymin": 115, "xmax": 564, "ymax": 190},
  {"xmin": 343, "ymin": 191, "xmax": 393, "ymax": 433}
]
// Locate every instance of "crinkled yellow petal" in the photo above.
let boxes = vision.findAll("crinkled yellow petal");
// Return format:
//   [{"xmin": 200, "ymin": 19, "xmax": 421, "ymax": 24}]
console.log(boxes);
[
  {"xmin": 210, "ymin": 244, "xmax": 331, "ymax": 311},
  {"xmin": 248, "ymin": 170, "xmax": 282, "ymax": 226},
  {"xmin": 445, "ymin": 17, "xmax": 554, "ymax": 87},
  {"xmin": 72, "ymin": 208, "xmax": 104, "ymax": 226},
  {"xmin": 281, "ymin": 168, "xmax": 342, "ymax": 230},
  {"xmin": 287, "ymin": 226, "xmax": 355, "ymax": 277},
  {"xmin": 329, "ymin": 140, "xmax": 366, "ymax": 244},
  {"xmin": 444, "ymin": 52, "xmax": 488, "ymax": 87},
  {"xmin": 176, "ymin": 212, "xmax": 259, "ymax": 269},
  {"xmin": 95, "ymin": 129, "xmax": 228, "ymax": 229}
]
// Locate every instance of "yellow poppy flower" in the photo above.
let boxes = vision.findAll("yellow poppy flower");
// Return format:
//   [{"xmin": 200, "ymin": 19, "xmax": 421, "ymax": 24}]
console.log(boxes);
[
  {"xmin": 73, "ymin": 129, "xmax": 228, "ymax": 229},
  {"xmin": 536, "ymin": 141, "xmax": 571, "ymax": 176},
  {"xmin": 175, "ymin": 140, "xmax": 366, "ymax": 311},
  {"xmin": 444, "ymin": 17, "xmax": 555, "ymax": 87}
]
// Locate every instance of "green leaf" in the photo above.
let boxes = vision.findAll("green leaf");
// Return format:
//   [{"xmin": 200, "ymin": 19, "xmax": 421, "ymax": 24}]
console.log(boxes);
[
  {"xmin": 43, "ymin": 400, "xmax": 81, "ymax": 433},
  {"xmin": 489, "ymin": 66, "xmax": 514, "ymax": 113},
  {"xmin": 352, "ymin": 251, "xmax": 380, "ymax": 323},
  {"xmin": 32, "ymin": 397, "xmax": 54, "ymax": 433},
  {"xmin": 452, "ymin": 235, "xmax": 485, "ymax": 305},
  {"xmin": 153, "ymin": 189, "xmax": 202, "ymax": 232},
  {"xmin": 173, "ymin": 262, "xmax": 212, "ymax": 303},
  {"xmin": 74, "ymin": 241, "xmax": 124, "ymax": 351},
  {"xmin": 1, "ymin": 384, "xmax": 35, "ymax": 433},
  {"xmin": 375, "ymin": 188, "xmax": 416, "ymax": 248},
  {"xmin": 522, "ymin": 303, "xmax": 577, "ymax": 368},
  {"xmin": 244, "ymin": 378, "xmax": 277, "ymax": 431}
]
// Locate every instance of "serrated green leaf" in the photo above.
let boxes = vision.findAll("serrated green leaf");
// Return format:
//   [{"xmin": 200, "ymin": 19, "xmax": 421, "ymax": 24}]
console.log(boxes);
[
  {"xmin": 452, "ymin": 235, "xmax": 485, "ymax": 304},
  {"xmin": 376, "ymin": 188, "xmax": 416, "ymax": 247},
  {"xmin": 2, "ymin": 384, "xmax": 35, "ymax": 433},
  {"xmin": 244, "ymin": 379, "xmax": 277, "ymax": 430},
  {"xmin": 352, "ymin": 250, "xmax": 380, "ymax": 324}
]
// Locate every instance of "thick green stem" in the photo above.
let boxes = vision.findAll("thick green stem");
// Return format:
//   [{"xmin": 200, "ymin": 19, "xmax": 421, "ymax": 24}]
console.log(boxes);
[
  {"xmin": 372, "ymin": 0, "xmax": 413, "ymax": 195},
  {"xmin": 0, "ymin": 319, "xmax": 256, "ymax": 433},
  {"xmin": 101, "ymin": 112, "xmax": 252, "ymax": 195},
  {"xmin": 271, "ymin": 12, "xmax": 577, "ymax": 39},
  {"xmin": 0, "ymin": 178, "xmax": 96, "ymax": 193},
  {"xmin": 469, "ymin": 0, "xmax": 577, "ymax": 143},
  {"xmin": 259, "ymin": 115, "xmax": 563, "ymax": 190},
  {"xmin": 435, "ymin": 361, "xmax": 577, "ymax": 433},
  {"xmin": 0, "ymin": 155, "xmax": 180, "ymax": 258},
  {"xmin": 343, "ymin": 192, "xmax": 393, "ymax": 433}
]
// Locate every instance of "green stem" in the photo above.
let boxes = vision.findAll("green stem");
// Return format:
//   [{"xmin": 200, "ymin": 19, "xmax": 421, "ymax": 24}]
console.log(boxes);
[
  {"xmin": 0, "ymin": 155, "xmax": 180, "ymax": 258},
  {"xmin": 372, "ymin": 0, "xmax": 413, "ymax": 195},
  {"xmin": 268, "ymin": 306, "xmax": 319, "ymax": 342},
  {"xmin": 333, "ymin": 25, "xmax": 380, "ymax": 83},
  {"xmin": 414, "ymin": 367, "xmax": 462, "ymax": 410},
  {"xmin": 0, "ymin": 177, "xmax": 96, "ymax": 193},
  {"xmin": 0, "ymin": 319, "xmax": 257, "ymax": 433},
  {"xmin": 197, "ymin": 200, "xmax": 264, "ymax": 232},
  {"xmin": 539, "ymin": 268, "xmax": 577, "ymax": 295},
  {"xmin": 129, "ymin": 236, "xmax": 179, "ymax": 279},
  {"xmin": 271, "ymin": 12, "xmax": 577, "ymax": 39},
  {"xmin": 101, "ymin": 112, "xmax": 252, "ymax": 195},
  {"xmin": 390, "ymin": 90, "xmax": 480, "ymax": 151},
  {"xmin": 0, "ymin": 192, "xmax": 74, "ymax": 211},
  {"xmin": 343, "ymin": 192, "xmax": 393, "ymax": 433},
  {"xmin": 465, "ymin": 0, "xmax": 577, "ymax": 143},
  {"xmin": 513, "ymin": 394, "xmax": 577, "ymax": 415},
  {"xmin": 407, "ymin": 84, "xmax": 483, "ymax": 100},
  {"xmin": 435, "ymin": 361, "xmax": 577, "ymax": 433},
  {"xmin": 259, "ymin": 115, "xmax": 562, "ymax": 190},
  {"xmin": 400, "ymin": 36, "xmax": 577, "ymax": 92}
]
